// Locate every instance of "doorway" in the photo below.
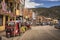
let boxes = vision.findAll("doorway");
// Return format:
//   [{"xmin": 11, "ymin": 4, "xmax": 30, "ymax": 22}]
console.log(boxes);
[{"xmin": 5, "ymin": 16, "xmax": 8, "ymax": 24}]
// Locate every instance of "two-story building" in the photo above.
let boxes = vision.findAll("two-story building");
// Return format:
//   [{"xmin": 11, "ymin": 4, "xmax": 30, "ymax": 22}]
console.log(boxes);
[{"xmin": 0, "ymin": 0, "xmax": 23, "ymax": 31}]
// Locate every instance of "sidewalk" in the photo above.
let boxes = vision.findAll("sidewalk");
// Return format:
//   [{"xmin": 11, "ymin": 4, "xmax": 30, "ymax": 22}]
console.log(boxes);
[
  {"xmin": 0, "ymin": 30, "xmax": 5, "ymax": 33},
  {"xmin": 0, "ymin": 30, "xmax": 5, "ymax": 40}
]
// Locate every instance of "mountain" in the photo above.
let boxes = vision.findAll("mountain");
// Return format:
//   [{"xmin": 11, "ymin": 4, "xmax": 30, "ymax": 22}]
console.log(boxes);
[{"xmin": 30, "ymin": 6, "xmax": 60, "ymax": 19}]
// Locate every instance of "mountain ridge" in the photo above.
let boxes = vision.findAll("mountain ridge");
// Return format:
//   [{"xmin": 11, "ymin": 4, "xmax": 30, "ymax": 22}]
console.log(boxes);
[{"xmin": 30, "ymin": 6, "xmax": 60, "ymax": 19}]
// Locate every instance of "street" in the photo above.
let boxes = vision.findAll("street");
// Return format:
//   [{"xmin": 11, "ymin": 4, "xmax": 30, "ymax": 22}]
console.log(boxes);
[
  {"xmin": 1, "ymin": 25, "xmax": 60, "ymax": 40},
  {"xmin": 0, "ymin": 0, "xmax": 60, "ymax": 40}
]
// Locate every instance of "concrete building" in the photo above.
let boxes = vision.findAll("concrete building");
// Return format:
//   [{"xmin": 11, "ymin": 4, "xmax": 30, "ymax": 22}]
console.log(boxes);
[
  {"xmin": 0, "ymin": 0, "xmax": 17, "ymax": 31},
  {"xmin": 0, "ymin": 0, "xmax": 25, "ymax": 31},
  {"xmin": 0, "ymin": 0, "xmax": 33, "ymax": 31},
  {"xmin": 16, "ymin": 0, "xmax": 25, "ymax": 23}
]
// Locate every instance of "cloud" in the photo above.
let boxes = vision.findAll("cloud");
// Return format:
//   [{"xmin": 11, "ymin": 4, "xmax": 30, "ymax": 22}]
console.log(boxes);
[
  {"xmin": 44, "ymin": 0, "xmax": 60, "ymax": 1},
  {"xmin": 25, "ymin": 0, "xmax": 44, "ymax": 8},
  {"xmin": 40, "ymin": 0, "xmax": 60, "ymax": 1}
]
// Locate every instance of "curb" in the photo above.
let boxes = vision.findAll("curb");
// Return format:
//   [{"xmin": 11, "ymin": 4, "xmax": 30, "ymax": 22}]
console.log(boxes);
[{"xmin": 0, "ymin": 30, "xmax": 5, "ymax": 33}]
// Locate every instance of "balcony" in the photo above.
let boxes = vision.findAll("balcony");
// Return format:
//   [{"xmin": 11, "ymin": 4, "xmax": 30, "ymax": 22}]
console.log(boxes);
[{"xmin": 0, "ymin": 1, "xmax": 16, "ymax": 17}]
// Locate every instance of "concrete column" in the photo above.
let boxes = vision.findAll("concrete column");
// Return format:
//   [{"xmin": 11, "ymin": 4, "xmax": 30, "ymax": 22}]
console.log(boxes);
[
  {"xmin": 3, "ymin": 0, "xmax": 5, "ymax": 2},
  {"xmin": 3, "ymin": 15, "xmax": 5, "ymax": 26},
  {"xmin": 8, "ymin": 17, "xmax": 10, "ymax": 21},
  {"xmin": 3, "ymin": 15, "xmax": 5, "ymax": 30},
  {"xmin": 14, "ymin": 16, "xmax": 16, "ymax": 21}
]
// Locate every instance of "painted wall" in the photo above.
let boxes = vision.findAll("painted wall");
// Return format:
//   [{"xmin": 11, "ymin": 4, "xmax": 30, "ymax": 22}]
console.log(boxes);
[
  {"xmin": 0, "ymin": 15, "xmax": 11, "ymax": 31},
  {"xmin": 16, "ymin": 9, "xmax": 20, "ymax": 16},
  {"xmin": 0, "ymin": 15, "xmax": 5, "ymax": 31}
]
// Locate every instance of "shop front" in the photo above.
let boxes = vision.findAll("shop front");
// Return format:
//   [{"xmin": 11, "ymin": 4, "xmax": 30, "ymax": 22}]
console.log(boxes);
[{"xmin": 0, "ymin": 11, "xmax": 16, "ymax": 31}]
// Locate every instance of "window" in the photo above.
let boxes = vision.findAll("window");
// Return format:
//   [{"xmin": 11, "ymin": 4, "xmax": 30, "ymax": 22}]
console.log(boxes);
[
  {"xmin": 0, "ymin": 0, "xmax": 2, "ymax": 3},
  {"xmin": 0, "ymin": 15, "xmax": 3, "ymax": 26},
  {"xmin": 17, "ymin": 4, "xmax": 19, "ymax": 10},
  {"xmin": 0, "ymin": 0, "xmax": 2, "ymax": 9}
]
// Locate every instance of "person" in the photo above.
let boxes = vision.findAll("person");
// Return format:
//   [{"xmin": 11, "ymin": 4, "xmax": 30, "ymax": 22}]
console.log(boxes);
[{"xmin": 26, "ymin": 21, "xmax": 31, "ymax": 29}]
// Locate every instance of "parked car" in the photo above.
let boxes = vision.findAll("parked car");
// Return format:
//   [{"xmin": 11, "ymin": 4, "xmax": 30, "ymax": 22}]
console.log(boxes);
[
  {"xmin": 25, "ymin": 21, "xmax": 31, "ymax": 29},
  {"xmin": 36, "ymin": 23, "xmax": 40, "ymax": 25},
  {"xmin": 42, "ymin": 22, "xmax": 48, "ymax": 26},
  {"xmin": 55, "ymin": 23, "xmax": 60, "ymax": 29}
]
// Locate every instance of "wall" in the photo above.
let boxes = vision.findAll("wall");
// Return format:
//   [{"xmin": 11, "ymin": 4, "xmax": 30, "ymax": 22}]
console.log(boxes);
[{"xmin": 0, "ymin": 15, "xmax": 5, "ymax": 31}]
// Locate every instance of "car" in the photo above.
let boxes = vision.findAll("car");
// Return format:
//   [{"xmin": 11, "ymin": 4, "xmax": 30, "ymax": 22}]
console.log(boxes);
[
  {"xmin": 36, "ymin": 23, "xmax": 40, "ymax": 25},
  {"xmin": 24, "ymin": 21, "xmax": 31, "ymax": 29},
  {"xmin": 55, "ymin": 23, "xmax": 60, "ymax": 29},
  {"xmin": 42, "ymin": 22, "xmax": 48, "ymax": 26}
]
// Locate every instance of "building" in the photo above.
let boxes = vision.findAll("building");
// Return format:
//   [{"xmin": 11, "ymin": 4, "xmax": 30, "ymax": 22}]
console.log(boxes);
[
  {"xmin": 0, "ymin": 0, "xmax": 26, "ymax": 31},
  {"xmin": 23, "ymin": 8, "xmax": 32, "ymax": 21},
  {"xmin": 16, "ymin": 0, "xmax": 33, "ymax": 22},
  {"xmin": 0, "ymin": 0, "xmax": 23, "ymax": 31},
  {"xmin": 16, "ymin": 0, "xmax": 25, "ymax": 23}
]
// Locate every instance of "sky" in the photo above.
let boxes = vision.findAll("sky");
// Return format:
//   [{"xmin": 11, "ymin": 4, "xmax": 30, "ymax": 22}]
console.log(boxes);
[{"xmin": 25, "ymin": 0, "xmax": 60, "ymax": 8}]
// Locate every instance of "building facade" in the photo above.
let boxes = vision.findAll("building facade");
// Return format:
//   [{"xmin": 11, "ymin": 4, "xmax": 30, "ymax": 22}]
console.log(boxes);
[
  {"xmin": 23, "ymin": 8, "xmax": 32, "ymax": 21},
  {"xmin": 0, "ymin": 0, "xmax": 20, "ymax": 31},
  {"xmin": 0, "ymin": 0, "xmax": 26, "ymax": 31}
]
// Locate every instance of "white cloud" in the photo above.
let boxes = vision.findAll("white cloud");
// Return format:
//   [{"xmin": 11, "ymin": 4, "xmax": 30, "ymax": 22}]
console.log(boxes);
[
  {"xmin": 47, "ymin": 0, "xmax": 60, "ymax": 1},
  {"xmin": 42, "ymin": 0, "xmax": 60, "ymax": 1},
  {"xmin": 25, "ymin": 0, "xmax": 44, "ymax": 8}
]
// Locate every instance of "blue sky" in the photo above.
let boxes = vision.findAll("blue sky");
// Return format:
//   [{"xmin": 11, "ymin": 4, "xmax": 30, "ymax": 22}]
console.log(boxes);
[
  {"xmin": 25, "ymin": 0, "xmax": 60, "ymax": 8},
  {"xmin": 35, "ymin": 1, "xmax": 60, "ymax": 8}
]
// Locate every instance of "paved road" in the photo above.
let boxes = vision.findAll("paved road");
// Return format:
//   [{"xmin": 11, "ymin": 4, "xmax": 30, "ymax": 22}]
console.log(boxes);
[
  {"xmin": 20, "ymin": 25, "xmax": 60, "ymax": 40},
  {"xmin": 1, "ymin": 25, "xmax": 60, "ymax": 40}
]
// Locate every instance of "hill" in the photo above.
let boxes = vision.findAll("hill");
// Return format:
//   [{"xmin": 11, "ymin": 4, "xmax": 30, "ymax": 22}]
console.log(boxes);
[{"xmin": 30, "ymin": 6, "xmax": 60, "ymax": 19}]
